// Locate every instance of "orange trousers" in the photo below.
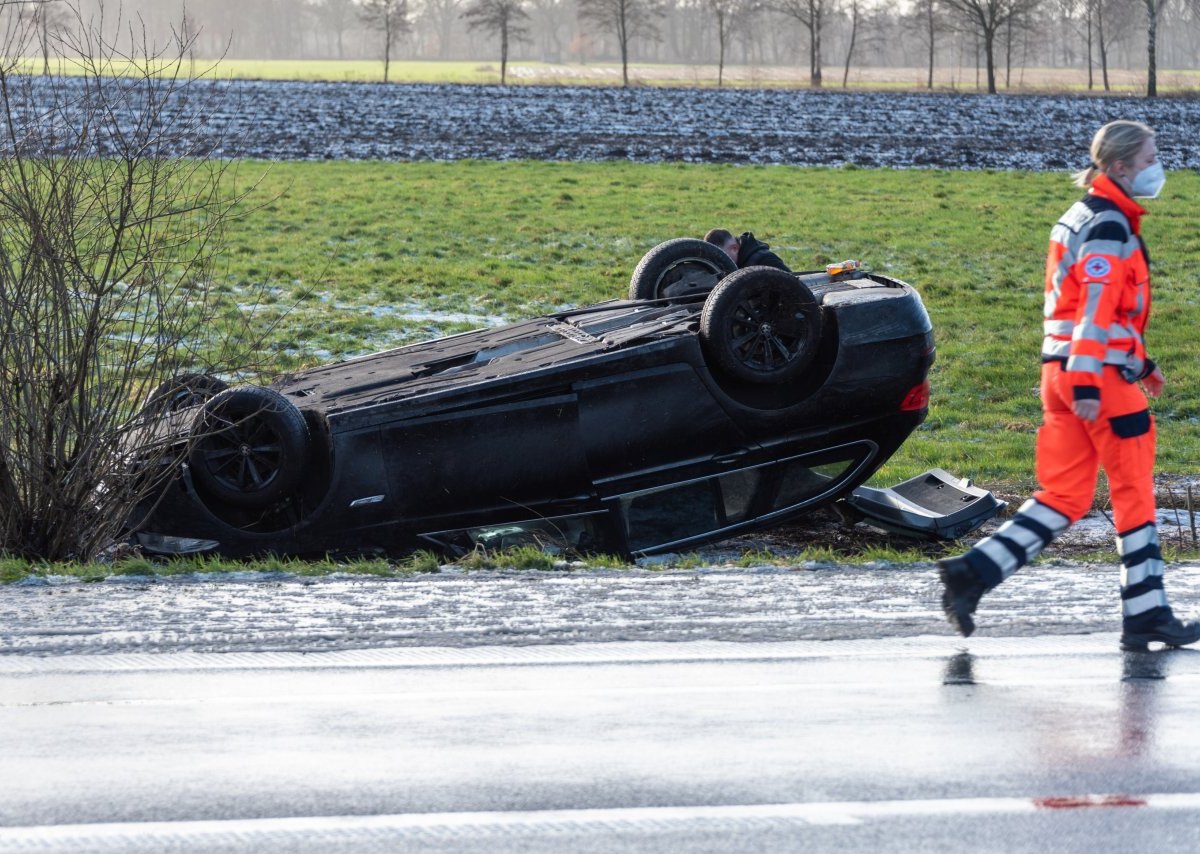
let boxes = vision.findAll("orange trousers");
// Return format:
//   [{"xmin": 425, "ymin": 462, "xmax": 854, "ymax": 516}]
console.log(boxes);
[{"xmin": 1033, "ymin": 361, "xmax": 1157, "ymax": 533}]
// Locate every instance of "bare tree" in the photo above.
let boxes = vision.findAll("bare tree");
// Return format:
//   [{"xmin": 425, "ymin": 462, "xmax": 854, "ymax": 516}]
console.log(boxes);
[
  {"xmin": 1094, "ymin": 0, "xmax": 1115, "ymax": 89},
  {"xmin": 361, "ymin": 0, "xmax": 412, "ymax": 82},
  {"xmin": 841, "ymin": 0, "xmax": 860, "ymax": 86},
  {"xmin": 838, "ymin": 0, "xmax": 889, "ymax": 87},
  {"xmin": 770, "ymin": 0, "xmax": 830, "ymax": 87},
  {"xmin": 1083, "ymin": 0, "xmax": 1096, "ymax": 87},
  {"xmin": 526, "ymin": 0, "xmax": 573, "ymax": 60},
  {"xmin": 707, "ymin": 0, "xmax": 743, "ymax": 86},
  {"xmin": 461, "ymin": 0, "xmax": 530, "ymax": 82},
  {"xmin": 0, "ymin": 1, "xmax": 271, "ymax": 561},
  {"xmin": 577, "ymin": 0, "xmax": 664, "ymax": 86},
  {"xmin": 181, "ymin": 3, "xmax": 198, "ymax": 77},
  {"xmin": 14, "ymin": 0, "xmax": 70, "ymax": 75},
  {"xmin": 939, "ymin": 0, "xmax": 1040, "ymax": 93},
  {"xmin": 902, "ymin": 0, "xmax": 948, "ymax": 89},
  {"xmin": 316, "ymin": 0, "xmax": 357, "ymax": 58},
  {"xmin": 417, "ymin": 0, "xmax": 465, "ymax": 58},
  {"xmin": 1143, "ymin": 0, "xmax": 1165, "ymax": 95}
]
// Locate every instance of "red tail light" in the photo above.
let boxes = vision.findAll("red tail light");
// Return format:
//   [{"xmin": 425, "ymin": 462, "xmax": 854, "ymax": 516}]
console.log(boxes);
[{"xmin": 900, "ymin": 379, "xmax": 930, "ymax": 412}]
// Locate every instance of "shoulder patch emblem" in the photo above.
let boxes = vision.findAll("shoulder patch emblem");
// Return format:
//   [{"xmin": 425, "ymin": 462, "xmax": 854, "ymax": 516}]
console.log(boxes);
[{"xmin": 1083, "ymin": 256, "xmax": 1112, "ymax": 278}]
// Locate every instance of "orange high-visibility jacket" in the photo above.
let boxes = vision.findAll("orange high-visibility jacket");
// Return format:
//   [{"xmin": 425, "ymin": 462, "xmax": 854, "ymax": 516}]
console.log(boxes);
[{"xmin": 1042, "ymin": 173, "xmax": 1153, "ymax": 402}]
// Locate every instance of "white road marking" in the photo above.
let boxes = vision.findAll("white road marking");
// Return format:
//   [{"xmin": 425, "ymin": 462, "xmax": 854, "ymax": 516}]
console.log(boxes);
[
  {"xmin": 0, "ymin": 793, "xmax": 1195, "ymax": 849},
  {"xmin": 0, "ymin": 635, "xmax": 1134, "ymax": 675}
]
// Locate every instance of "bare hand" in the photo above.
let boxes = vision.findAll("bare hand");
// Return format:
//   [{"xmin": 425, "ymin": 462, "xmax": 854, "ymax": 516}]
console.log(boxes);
[
  {"xmin": 1143, "ymin": 366, "xmax": 1166, "ymax": 399},
  {"xmin": 1073, "ymin": 398, "xmax": 1101, "ymax": 421}
]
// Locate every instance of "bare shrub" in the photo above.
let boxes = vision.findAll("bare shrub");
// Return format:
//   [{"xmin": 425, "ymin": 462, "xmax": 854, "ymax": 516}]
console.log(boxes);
[{"xmin": 0, "ymin": 1, "xmax": 264, "ymax": 560}]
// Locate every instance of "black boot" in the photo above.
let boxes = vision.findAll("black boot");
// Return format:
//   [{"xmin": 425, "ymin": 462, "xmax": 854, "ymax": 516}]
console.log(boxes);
[
  {"xmin": 1120, "ymin": 616, "xmax": 1200, "ymax": 652},
  {"xmin": 937, "ymin": 555, "xmax": 990, "ymax": 638}
]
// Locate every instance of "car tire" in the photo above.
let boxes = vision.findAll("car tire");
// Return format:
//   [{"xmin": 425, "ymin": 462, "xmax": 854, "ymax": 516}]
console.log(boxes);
[
  {"xmin": 700, "ymin": 266, "xmax": 823, "ymax": 385},
  {"xmin": 142, "ymin": 373, "xmax": 229, "ymax": 416},
  {"xmin": 629, "ymin": 238, "xmax": 737, "ymax": 301},
  {"xmin": 189, "ymin": 386, "xmax": 310, "ymax": 509}
]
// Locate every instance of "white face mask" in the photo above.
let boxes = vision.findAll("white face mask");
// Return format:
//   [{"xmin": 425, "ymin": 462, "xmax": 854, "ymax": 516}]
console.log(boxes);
[{"xmin": 1131, "ymin": 161, "xmax": 1166, "ymax": 199}]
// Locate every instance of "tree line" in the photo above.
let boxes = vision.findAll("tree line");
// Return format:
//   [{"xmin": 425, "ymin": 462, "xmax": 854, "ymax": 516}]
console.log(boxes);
[{"xmin": 14, "ymin": 0, "xmax": 1200, "ymax": 94}]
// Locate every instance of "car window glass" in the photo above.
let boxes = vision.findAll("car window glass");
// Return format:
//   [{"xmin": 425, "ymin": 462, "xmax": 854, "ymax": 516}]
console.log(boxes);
[
  {"xmin": 622, "ymin": 480, "xmax": 720, "ymax": 552},
  {"xmin": 619, "ymin": 446, "xmax": 870, "ymax": 553},
  {"xmin": 719, "ymin": 468, "xmax": 760, "ymax": 523},
  {"xmin": 773, "ymin": 459, "xmax": 858, "ymax": 511},
  {"xmin": 423, "ymin": 513, "xmax": 609, "ymax": 556}
]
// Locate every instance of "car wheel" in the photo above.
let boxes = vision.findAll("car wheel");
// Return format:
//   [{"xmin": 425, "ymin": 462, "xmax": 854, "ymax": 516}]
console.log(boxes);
[
  {"xmin": 629, "ymin": 238, "xmax": 737, "ymax": 301},
  {"xmin": 142, "ymin": 373, "xmax": 229, "ymax": 416},
  {"xmin": 189, "ymin": 386, "xmax": 310, "ymax": 509},
  {"xmin": 700, "ymin": 266, "xmax": 823, "ymax": 385}
]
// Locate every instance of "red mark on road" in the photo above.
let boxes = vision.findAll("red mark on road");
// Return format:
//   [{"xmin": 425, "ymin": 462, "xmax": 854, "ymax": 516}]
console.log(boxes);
[{"xmin": 1035, "ymin": 795, "xmax": 1148, "ymax": 810}]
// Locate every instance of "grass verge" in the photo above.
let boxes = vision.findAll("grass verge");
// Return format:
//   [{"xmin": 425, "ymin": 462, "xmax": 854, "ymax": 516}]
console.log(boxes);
[
  {"xmin": 10, "ymin": 541, "xmax": 1200, "ymax": 584},
  {"xmin": 7, "ymin": 161, "xmax": 1199, "ymax": 580}
]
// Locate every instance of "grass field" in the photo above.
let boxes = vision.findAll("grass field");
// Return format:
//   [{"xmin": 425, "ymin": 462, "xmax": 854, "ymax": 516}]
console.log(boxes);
[
  {"xmin": 7, "ymin": 160, "xmax": 1200, "ymax": 580},
  {"xmin": 214, "ymin": 160, "xmax": 1200, "ymax": 489},
  {"xmin": 17, "ymin": 56, "xmax": 1200, "ymax": 93}
]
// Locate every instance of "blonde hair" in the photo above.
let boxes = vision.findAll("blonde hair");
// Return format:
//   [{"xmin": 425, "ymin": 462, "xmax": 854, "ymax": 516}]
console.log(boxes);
[{"xmin": 1073, "ymin": 120, "xmax": 1156, "ymax": 188}]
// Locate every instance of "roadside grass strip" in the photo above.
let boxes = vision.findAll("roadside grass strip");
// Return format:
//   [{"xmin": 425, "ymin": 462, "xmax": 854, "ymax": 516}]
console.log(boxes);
[
  {"xmin": 2, "ymin": 793, "xmax": 1200, "ymax": 849},
  {"xmin": 0, "ymin": 543, "xmax": 970, "ymax": 583},
  {"xmin": 4, "ymin": 163, "xmax": 1199, "ymax": 573}
]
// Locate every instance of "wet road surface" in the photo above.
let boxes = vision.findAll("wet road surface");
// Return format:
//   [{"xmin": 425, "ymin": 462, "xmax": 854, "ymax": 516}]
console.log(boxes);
[
  {"xmin": 6, "ymin": 565, "xmax": 1200, "ymax": 850},
  {"xmin": 4, "ymin": 636, "xmax": 1200, "ymax": 851},
  {"xmin": 8, "ymin": 561, "xmax": 1200, "ymax": 655}
]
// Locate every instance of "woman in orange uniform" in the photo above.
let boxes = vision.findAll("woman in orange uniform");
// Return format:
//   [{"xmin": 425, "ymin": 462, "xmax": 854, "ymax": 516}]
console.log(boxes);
[{"xmin": 938, "ymin": 120, "xmax": 1199, "ymax": 652}]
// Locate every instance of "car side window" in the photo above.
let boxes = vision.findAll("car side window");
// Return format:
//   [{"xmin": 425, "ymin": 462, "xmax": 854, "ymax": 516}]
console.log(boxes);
[
  {"xmin": 772, "ymin": 460, "xmax": 858, "ymax": 510},
  {"xmin": 620, "ymin": 449, "xmax": 867, "ymax": 553},
  {"xmin": 622, "ymin": 481, "xmax": 720, "ymax": 552}
]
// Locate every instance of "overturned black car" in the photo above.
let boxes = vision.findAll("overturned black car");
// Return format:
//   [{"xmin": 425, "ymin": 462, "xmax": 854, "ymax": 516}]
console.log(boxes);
[{"xmin": 131, "ymin": 239, "xmax": 976, "ymax": 560}]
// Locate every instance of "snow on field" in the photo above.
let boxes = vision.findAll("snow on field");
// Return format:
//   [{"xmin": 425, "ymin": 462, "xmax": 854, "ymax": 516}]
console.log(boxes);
[{"xmin": 17, "ymin": 77, "xmax": 1200, "ymax": 169}]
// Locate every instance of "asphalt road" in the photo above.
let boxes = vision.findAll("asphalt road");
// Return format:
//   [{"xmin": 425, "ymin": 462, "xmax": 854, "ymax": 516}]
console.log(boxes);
[
  {"xmin": 3, "ymin": 636, "xmax": 1200, "ymax": 852},
  {"xmin": 6, "ymin": 565, "xmax": 1200, "ymax": 851}
]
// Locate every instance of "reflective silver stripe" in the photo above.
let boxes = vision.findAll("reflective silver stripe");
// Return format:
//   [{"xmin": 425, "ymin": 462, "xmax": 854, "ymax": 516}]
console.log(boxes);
[
  {"xmin": 1050, "ymin": 221, "xmax": 1078, "ymax": 243},
  {"xmin": 1018, "ymin": 499, "xmax": 1071, "ymax": 533},
  {"xmin": 976, "ymin": 537, "xmax": 1021, "ymax": 579},
  {"xmin": 1079, "ymin": 239, "xmax": 1126, "ymax": 259},
  {"xmin": 1117, "ymin": 526, "xmax": 1156, "ymax": 557},
  {"xmin": 1044, "ymin": 287, "xmax": 1061, "ymax": 318},
  {"xmin": 1041, "ymin": 339, "xmax": 1071, "ymax": 358},
  {"xmin": 1123, "ymin": 588, "xmax": 1169, "ymax": 617},
  {"xmin": 997, "ymin": 522, "xmax": 1043, "ymax": 553},
  {"xmin": 1079, "ymin": 281, "xmax": 1106, "ymax": 329},
  {"xmin": 1065, "ymin": 354, "xmax": 1104, "ymax": 375},
  {"xmin": 1111, "ymin": 352, "xmax": 1145, "ymax": 377},
  {"xmin": 1047, "ymin": 350, "xmax": 1147, "ymax": 370},
  {"xmin": 973, "ymin": 501, "xmax": 1064, "ymax": 581},
  {"xmin": 1121, "ymin": 557, "xmax": 1163, "ymax": 589},
  {"xmin": 1072, "ymin": 320, "xmax": 1108, "ymax": 344},
  {"xmin": 1044, "ymin": 320, "xmax": 1074, "ymax": 336},
  {"xmin": 1045, "ymin": 245, "xmax": 1073, "ymax": 316},
  {"xmin": 1108, "ymin": 322, "xmax": 1138, "ymax": 338}
]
